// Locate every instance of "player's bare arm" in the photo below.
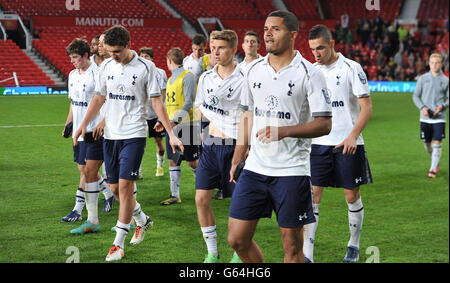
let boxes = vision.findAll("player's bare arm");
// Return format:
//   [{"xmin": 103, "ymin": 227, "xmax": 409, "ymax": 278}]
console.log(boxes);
[
  {"xmin": 256, "ymin": 116, "xmax": 331, "ymax": 144},
  {"xmin": 229, "ymin": 110, "xmax": 253, "ymax": 183},
  {"xmin": 151, "ymin": 96, "xmax": 184, "ymax": 153},
  {"xmin": 335, "ymin": 96, "xmax": 373, "ymax": 154}
]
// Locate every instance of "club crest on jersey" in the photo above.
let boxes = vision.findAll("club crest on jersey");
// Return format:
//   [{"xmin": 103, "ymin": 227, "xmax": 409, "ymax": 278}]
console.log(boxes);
[
  {"xmin": 117, "ymin": 84, "xmax": 126, "ymax": 94},
  {"xmin": 287, "ymin": 81, "xmax": 295, "ymax": 96},
  {"xmin": 336, "ymin": 75, "xmax": 341, "ymax": 85},
  {"xmin": 132, "ymin": 74, "xmax": 137, "ymax": 85},
  {"xmin": 321, "ymin": 88, "xmax": 331, "ymax": 104},
  {"xmin": 207, "ymin": 95, "xmax": 219, "ymax": 107},
  {"xmin": 227, "ymin": 88, "xmax": 234, "ymax": 98},
  {"xmin": 264, "ymin": 95, "xmax": 278, "ymax": 110},
  {"xmin": 358, "ymin": 72, "xmax": 367, "ymax": 84}
]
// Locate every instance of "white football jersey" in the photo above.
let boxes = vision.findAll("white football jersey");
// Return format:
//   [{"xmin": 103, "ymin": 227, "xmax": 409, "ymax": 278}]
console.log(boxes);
[
  {"xmin": 147, "ymin": 66, "xmax": 168, "ymax": 120},
  {"xmin": 68, "ymin": 62, "xmax": 102, "ymax": 141},
  {"xmin": 242, "ymin": 51, "xmax": 332, "ymax": 177},
  {"xmin": 312, "ymin": 53, "xmax": 370, "ymax": 146},
  {"xmin": 195, "ymin": 63, "xmax": 245, "ymax": 139},
  {"xmin": 237, "ymin": 54, "xmax": 262, "ymax": 74},
  {"xmin": 95, "ymin": 50, "xmax": 161, "ymax": 140},
  {"xmin": 183, "ymin": 53, "xmax": 203, "ymax": 79}
]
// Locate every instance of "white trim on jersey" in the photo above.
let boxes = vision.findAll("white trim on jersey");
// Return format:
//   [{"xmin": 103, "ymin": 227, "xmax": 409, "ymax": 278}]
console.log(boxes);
[
  {"xmin": 312, "ymin": 53, "xmax": 370, "ymax": 146},
  {"xmin": 242, "ymin": 51, "xmax": 332, "ymax": 177}
]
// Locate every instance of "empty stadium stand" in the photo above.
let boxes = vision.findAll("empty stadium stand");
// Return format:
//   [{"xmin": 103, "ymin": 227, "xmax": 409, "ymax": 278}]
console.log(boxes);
[{"xmin": 0, "ymin": 39, "xmax": 55, "ymax": 86}]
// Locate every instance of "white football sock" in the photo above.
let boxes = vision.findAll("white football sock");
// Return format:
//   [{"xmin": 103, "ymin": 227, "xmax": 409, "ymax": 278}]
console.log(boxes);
[
  {"xmin": 157, "ymin": 153, "xmax": 164, "ymax": 168},
  {"xmin": 347, "ymin": 197, "xmax": 364, "ymax": 249},
  {"xmin": 73, "ymin": 188, "xmax": 85, "ymax": 214},
  {"xmin": 113, "ymin": 221, "xmax": 130, "ymax": 249},
  {"xmin": 201, "ymin": 226, "xmax": 218, "ymax": 257},
  {"xmin": 169, "ymin": 166, "xmax": 181, "ymax": 198},
  {"xmin": 132, "ymin": 201, "xmax": 148, "ymax": 227},
  {"xmin": 98, "ymin": 176, "xmax": 113, "ymax": 199},
  {"xmin": 85, "ymin": 182, "xmax": 99, "ymax": 224},
  {"xmin": 430, "ymin": 143, "xmax": 442, "ymax": 172},
  {"xmin": 303, "ymin": 203, "xmax": 319, "ymax": 261}
]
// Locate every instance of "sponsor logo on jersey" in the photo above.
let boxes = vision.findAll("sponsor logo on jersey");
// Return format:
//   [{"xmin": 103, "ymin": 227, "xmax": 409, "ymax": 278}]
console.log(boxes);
[
  {"xmin": 358, "ymin": 72, "xmax": 367, "ymax": 84},
  {"xmin": 109, "ymin": 92, "xmax": 136, "ymax": 101},
  {"xmin": 71, "ymin": 100, "xmax": 88, "ymax": 107},
  {"xmin": 321, "ymin": 88, "xmax": 331, "ymax": 104},
  {"xmin": 254, "ymin": 107, "xmax": 291, "ymax": 120},
  {"xmin": 331, "ymin": 100, "xmax": 345, "ymax": 107}
]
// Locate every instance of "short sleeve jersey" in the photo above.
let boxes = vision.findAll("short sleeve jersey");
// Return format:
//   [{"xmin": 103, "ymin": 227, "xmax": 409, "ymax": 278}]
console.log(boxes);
[
  {"xmin": 312, "ymin": 53, "xmax": 370, "ymax": 146},
  {"xmin": 195, "ymin": 63, "xmax": 245, "ymax": 139},
  {"xmin": 95, "ymin": 50, "xmax": 161, "ymax": 140},
  {"xmin": 68, "ymin": 62, "xmax": 102, "ymax": 141},
  {"xmin": 183, "ymin": 53, "xmax": 203, "ymax": 79},
  {"xmin": 241, "ymin": 51, "xmax": 332, "ymax": 177}
]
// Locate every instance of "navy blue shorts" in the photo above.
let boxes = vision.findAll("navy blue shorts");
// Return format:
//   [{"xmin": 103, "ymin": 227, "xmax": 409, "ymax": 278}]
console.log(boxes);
[
  {"xmin": 166, "ymin": 123, "xmax": 200, "ymax": 162},
  {"xmin": 196, "ymin": 135, "xmax": 236, "ymax": 198},
  {"xmin": 73, "ymin": 141, "xmax": 86, "ymax": 165},
  {"xmin": 103, "ymin": 138, "xmax": 146, "ymax": 184},
  {"xmin": 310, "ymin": 144, "xmax": 373, "ymax": 189},
  {"xmin": 85, "ymin": 137, "xmax": 104, "ymax": 161},
  {"xmin": 147, "ymin": 118, "xmax": 166, "ymax": 138},
  {"xmin": 229, "ymin": 170, "xmax": 315, "ymax": 228},
  {"xmin": 420, "ymin": 122, "xmax": 446, "ymax": 143}
]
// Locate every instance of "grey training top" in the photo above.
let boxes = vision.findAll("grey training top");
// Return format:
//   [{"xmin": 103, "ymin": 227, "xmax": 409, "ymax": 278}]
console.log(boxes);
[{"xmin": 413, "ymin": 71, "xmax": 449, "ymax": 123}]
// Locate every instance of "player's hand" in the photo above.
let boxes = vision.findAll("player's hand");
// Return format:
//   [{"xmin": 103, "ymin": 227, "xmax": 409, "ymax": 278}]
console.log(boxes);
[
  {"xmin": 256, "ymin": 126, "xmax": 284, "ymax": 143},
  {"xmin": 421, "ymin": 107, "xmax": 430, "ymax": 117},
  {"xmin": 433, "ymin": 104, "xmax": 443, "ymax": 116},
  {"xmin": 229, "ymin": 163, "xmax": 238, "ymax": 184},
  {"xmin": 168, "ymin": 133, "xmax": 184, "ymax": 154},
  {"xmin": 93, "ymin": 119, "xmax": 105, "ymax": 140},
  {"xmin": 154, "ymin": 121, "xmax": 164, "ymax": 132},
  {"xmin": 73, "ymin": 126, "xmax": 86, "ymax": 146},
  {"xmin": 335, "ymin": 137, "xmax": 357, "ymax": 155}
]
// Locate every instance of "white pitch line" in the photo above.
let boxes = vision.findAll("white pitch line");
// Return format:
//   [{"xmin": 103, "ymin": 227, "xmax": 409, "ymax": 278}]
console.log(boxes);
[{"xmin": 0, "ymin": 124, "xmax": 63, "ymax": 128}]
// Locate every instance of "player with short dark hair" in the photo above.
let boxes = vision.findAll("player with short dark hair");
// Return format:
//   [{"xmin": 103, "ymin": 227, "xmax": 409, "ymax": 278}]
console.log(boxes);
[
  {"xmin": 61, "ymin": 38, "xmax": 115, "ymax": 231},
  {"xmin": 74, "ymin": 25, "xmax": 183, "ymax": 261},
  {"xmin": 227, "ymin": 11, "xmax": 332, "ymax": 263},
  {"xmin": 303, "ymin": 24, "xmax": 373, "ymax": 263}
]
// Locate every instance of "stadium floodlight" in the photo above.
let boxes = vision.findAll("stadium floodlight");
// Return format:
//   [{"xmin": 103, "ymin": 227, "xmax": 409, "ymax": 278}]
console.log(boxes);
[{"xmin": 0, "ymin": 72, "xmax": 20, "ymax": 87}]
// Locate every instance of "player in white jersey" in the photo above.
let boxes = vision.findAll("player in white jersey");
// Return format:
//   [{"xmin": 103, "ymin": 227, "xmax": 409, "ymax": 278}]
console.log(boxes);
[
  {"xmin": 138, "ymin": 47, "xmax": 168, "ymax": 177},
  {"xmin": 303, "ymin": 25, "xmax": 373, "ymax": 263},
  {"xmin": 61, "ymin": 38, "xmax": 114, "ymax": 226},
  {"xmin": 237, "ymin": 30, "xmax": 262, "ymax": 74},
  {"xmin": 227, "ymin": 11, "xmax": 332, "ymax": 263},
  {"xmin": 194, "ymin": 30, "xmax": 245, "ymax": 263},
  {"xmin": 183, "ymin": 34, "xmax": 207, "ymax": 79},
  {"xmin": 73, "ymin": 25, "xmax": 183, "ymax": 262}
]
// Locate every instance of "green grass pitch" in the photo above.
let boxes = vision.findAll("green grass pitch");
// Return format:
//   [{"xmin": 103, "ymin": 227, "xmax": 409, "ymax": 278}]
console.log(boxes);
[{"xmin": 0, "ymin": 93, "xmax": 448, "ymax": 263}]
